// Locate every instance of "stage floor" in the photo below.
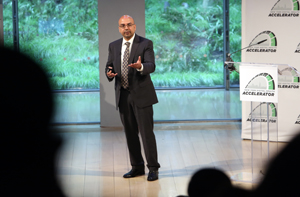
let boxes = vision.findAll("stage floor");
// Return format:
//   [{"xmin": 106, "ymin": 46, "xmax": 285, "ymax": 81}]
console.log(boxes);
[{"xmin": 54, "ymin": 122, "xmax": 286, "ymax": 197}]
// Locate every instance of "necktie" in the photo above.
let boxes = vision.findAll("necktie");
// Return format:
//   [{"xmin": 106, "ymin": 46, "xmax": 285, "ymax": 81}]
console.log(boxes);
[{"xmin": 121, "ymin": 42, "xmax": 130, "ymax": 89}]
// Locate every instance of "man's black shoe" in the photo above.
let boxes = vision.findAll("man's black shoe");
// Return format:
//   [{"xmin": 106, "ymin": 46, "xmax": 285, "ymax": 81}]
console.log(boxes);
[
  {"xmin": 123, "ymin": 169, "xmax": 145, "ymax": 178},
  {"xmin": 147, "ymin": 170, "xmax": 159, "ymax": 181}
]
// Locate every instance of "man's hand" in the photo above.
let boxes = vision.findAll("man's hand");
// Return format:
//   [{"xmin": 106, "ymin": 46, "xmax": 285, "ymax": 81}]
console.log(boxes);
[
  {"xmin": 128, "ymin": 56, "xmax": 142, "ymax": 69},
  {"xmin": 107, "ymin": 67, "xmax": 118, "ymax": 78}
]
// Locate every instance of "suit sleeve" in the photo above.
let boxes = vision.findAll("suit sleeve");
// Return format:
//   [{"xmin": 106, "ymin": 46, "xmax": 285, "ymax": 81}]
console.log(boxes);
[
  {"xmin": 140, "ymin": 40, "xmax": 156, "ymax": 76},
  {"xmin": 105, "ymin": 43, "xmax": 114, "ymax": 82}
]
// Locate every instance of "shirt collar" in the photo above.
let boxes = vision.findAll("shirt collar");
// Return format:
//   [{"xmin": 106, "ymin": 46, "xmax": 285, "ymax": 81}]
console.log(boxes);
[{"xmin": 122, "ymin": 33, "xmax": 135, "ymax": 45}]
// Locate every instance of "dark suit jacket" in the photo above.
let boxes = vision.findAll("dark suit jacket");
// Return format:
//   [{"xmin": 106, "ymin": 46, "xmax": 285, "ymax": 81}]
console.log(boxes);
[{"xmin": 105, "ymin": 34, "xmax": 158, "ymax": 109}]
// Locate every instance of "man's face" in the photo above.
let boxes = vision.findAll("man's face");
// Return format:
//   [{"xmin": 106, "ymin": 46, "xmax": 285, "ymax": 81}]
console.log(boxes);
[{"xmin": 118, "ymin": 16, "xmax": 136, "ymax": 41}]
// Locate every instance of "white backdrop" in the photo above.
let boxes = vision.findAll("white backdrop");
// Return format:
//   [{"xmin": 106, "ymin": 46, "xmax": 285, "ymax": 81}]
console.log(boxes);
[{"xmin": 241, "ymin": 0, "xmax": 300, "ymax": 142}]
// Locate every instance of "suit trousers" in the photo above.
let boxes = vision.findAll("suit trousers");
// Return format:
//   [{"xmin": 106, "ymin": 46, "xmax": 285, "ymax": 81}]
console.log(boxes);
[{"xmin": 119, "ymin": 88, "xmax": 160, "ymax": 170}]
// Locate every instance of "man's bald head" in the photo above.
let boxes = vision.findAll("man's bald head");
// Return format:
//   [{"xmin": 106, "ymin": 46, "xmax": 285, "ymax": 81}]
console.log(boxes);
[
  {"xmin": 119, "ymin": 15, "xmax": 135, "ymax": 24},
  {"xmin": 118, "ymin": 15, "xmax": 136, "ymax": 41}
]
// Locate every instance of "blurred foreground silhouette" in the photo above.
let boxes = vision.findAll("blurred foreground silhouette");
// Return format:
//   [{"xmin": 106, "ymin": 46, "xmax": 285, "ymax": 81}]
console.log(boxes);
[{"xmin": 0, "ymin": 47, "xmax": 65, "ymax": 196}]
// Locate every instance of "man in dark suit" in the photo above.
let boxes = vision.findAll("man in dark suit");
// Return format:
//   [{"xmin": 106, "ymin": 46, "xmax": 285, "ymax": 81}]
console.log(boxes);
[{"xmin": 105, "ymin": 15, "xmax": 160, "ymax": 181}]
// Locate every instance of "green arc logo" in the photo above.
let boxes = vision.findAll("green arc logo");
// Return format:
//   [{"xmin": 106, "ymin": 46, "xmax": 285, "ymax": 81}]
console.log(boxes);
[
  {"xmin": 247, "ymin": 31, "xmax": 277, "ymax": 52},
  {"xmin": 271, "ymin": 0, "xmax": 300, "ymax": 11},
  {"xmin": 245, "ymin": 73, "xmax": 275, "ymax": 90},
  {"xmin": 250, "ymin": 102, "xmax": 277, "ymax": 117},
  {"xmin": 296, "ymin": 43, "xmax": 300, "ymax": 53},
  {"xmin": 247, "ymin": 103, "xmax": 277, "ymax": 123},
  {"xmin": 269, "ymin": 0, "xmax": 300, "ymax": 17},
  {"xmin": 249, "ymin": 31, "xmax": 277, "ymax": 47},
  {"xmin": 278, "ymin": 67, "xmax": 300, "ymax": 82},
  {"xmin": 295, "ymin": 114, "xmax": 300, "ymax": 124}
]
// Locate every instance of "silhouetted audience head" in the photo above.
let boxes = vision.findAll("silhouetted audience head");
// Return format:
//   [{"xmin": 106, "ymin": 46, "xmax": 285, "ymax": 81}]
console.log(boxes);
[
  {"xmin": 187, "ymin": 168, "xmax": 254, "ymax": 197},
  {"xmin": 0, "ymin": 47, "xmax": 65, "ymax": 196},
  {"xmin": 188, "ymin": 168, "xmax": 232, "ymax": 197}
]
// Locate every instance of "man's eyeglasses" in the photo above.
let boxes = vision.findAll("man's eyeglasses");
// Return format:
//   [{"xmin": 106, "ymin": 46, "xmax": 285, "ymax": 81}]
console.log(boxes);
[{"xmin": 119, "ymin": 23, "xmax": 135, "ymax": 28}]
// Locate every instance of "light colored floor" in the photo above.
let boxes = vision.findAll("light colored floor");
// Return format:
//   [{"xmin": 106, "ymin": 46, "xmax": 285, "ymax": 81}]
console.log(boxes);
[{"xmin": 54, "ymin": 122, "xmax": 286, "ymax": 197}]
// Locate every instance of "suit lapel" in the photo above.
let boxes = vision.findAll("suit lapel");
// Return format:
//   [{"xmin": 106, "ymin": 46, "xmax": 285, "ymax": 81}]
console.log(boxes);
[
  {"xmin": 128, "ymin": 35, "xmax": 140, "ymax": 74},
  {"xmin": 129, "ymin": 35, "xmax": 139, "ymax": 64},
  {"xmin": 115, "ymin": 39, "xmax": 122, "ymax": 74}
]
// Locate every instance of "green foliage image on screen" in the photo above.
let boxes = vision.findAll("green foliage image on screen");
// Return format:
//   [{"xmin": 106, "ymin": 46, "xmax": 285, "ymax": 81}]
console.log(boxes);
[{"xmin": 3, "ymin": 0, "xmax": 241, "ymax": 89}]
